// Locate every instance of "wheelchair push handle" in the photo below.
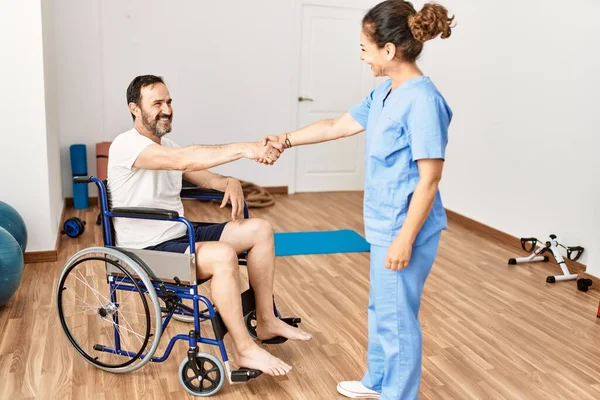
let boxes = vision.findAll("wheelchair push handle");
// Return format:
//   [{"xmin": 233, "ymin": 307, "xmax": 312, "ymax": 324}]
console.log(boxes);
[
  {"xmin": 73, "ymin": 175, "xmax": 105, "ymax": 186},
  {"xmin": 73, "ymin": 176, "xmax": 93, "ymax": 184}
]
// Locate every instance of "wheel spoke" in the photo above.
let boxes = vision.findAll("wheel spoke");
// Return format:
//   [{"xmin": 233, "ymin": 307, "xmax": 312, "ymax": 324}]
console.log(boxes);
[
  {"xmin": 74, "ymin": 293, "xmax": 102, "ymax": 313},
  {"xmin": 101, "ymin": 316, "xmax": 146, "ymax": 341},
  {"xmin": 75, "ymin": 270, "xmax": 110, "ymax": 304},
  {"xmin": 118, "ymin": 310, "xmax": 145, "ymax": 346}
]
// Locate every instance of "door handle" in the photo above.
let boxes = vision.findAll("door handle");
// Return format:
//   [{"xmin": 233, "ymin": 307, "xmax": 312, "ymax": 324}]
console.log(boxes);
[{"xmin": 298, "ymin": 97, "xmax": 314, "ymax": 102}]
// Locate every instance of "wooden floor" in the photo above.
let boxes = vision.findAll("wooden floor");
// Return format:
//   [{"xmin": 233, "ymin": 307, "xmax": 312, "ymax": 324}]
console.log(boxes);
[{"xmin": 1, "ymin": 191, "xmax": 600, "ymax": 400}]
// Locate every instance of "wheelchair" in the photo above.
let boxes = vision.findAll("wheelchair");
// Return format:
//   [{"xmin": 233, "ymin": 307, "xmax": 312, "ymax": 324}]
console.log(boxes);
[{"xmin": 56, "ymin": 176, "xmax": 302, "ymax": 397}]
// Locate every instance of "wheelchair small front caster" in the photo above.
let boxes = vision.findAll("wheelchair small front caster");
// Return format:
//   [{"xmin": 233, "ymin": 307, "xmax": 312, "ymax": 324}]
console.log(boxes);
[
  {"xmin": 178, "ymin": 352, "xmax": 225, "ymax": 397},
  {"xmin": 244, "ymin": 310, "xmax": 303, "ymax": 344},
  {"xmin": 61, "ymin": 217, "xmax": 86, "ymax": 238},
  {"xmin": 244, "ymin": 311, "xmax": 259, "ymax": 340},
  {"xmin": 577, "ymin": 278, "xmax": 592, "ymax": 292}
]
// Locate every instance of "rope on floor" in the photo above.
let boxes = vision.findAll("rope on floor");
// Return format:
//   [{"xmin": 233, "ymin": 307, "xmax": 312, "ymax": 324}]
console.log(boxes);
[
  {"xmin": 212, "ymin": 180, "xmax": 276, "ymax": 208},
  {"xmin": 240, "ymin": 180, "xmax": 275, "ymax": 208}
]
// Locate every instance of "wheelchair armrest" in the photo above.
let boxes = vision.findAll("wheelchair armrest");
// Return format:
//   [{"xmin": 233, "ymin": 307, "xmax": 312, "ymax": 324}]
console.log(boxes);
[
  {"xmin": 181, "ymin": 187, "xmax": 225, "ymax": 198},
  {"xmin": 181, "ymin": 178, "xmax": 225, "ymax": 199},
  {"xmin": 180, "ymin": 179, "xmax": 249, "ymax": 220},
  {"xmin": 111, "ymin": 207, "xmax": 179, "ymax": 220}
]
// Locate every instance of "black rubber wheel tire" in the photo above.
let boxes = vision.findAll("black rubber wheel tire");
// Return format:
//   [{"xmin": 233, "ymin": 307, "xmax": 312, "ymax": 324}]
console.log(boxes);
[{"xmin": 178, "ymin": 353, "xmax": 225, "ymax": 397}]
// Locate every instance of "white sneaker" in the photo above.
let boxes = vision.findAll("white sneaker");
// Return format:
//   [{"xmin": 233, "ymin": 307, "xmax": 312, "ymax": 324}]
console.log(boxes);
[{"xmin": 337, "ymin": 381, "xmax": 381, "ymax": 399}]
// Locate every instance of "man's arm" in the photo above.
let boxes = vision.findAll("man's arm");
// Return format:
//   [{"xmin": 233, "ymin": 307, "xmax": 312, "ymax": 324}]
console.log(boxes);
[
  {"xmin": 183, "ymin": 170, "xmax": 247, "ymax": 220},
  {"xmin": 133, "ymin": 141, "xmax": 283, "ymax": 172},
  {"xmin": 182, "ymin": 170, "xmax": 229, "ymax": 191}
]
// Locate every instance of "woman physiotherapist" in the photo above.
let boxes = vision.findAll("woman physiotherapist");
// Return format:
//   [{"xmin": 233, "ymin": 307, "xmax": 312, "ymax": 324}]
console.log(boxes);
[{"xmin": 262, "ymin": 1, "xmax": 455, "ymax": 399}]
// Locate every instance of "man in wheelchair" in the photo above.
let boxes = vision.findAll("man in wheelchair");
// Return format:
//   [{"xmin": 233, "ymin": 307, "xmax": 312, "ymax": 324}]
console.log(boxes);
[{"xmin": 106, "ymin": 74, "xmax": 312, "ymax": 377}]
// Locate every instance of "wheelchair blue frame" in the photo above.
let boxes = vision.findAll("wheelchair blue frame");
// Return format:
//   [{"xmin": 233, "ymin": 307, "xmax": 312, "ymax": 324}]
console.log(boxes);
[
  {"xmin": 62, "ymin": 175, "xmax": 301, "ymax": 395},
  {"xmin": 84, "ymin": 175, "xmax": 250, "ymax": 367}
]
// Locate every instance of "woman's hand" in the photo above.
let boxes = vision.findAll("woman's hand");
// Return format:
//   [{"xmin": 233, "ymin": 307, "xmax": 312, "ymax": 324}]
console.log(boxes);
[
  {"xmin": 261, "ymin": 134, "xmax": 286, "ymax": 160},
  {"xmin": 261, "ymin": 134, "xmax": 283, "ymax": 147},
  {"xmin": 385, "ymin": 236, "xmax": 413, "ymax": 271},
  {"xmin": 251, "ymin": 139, "xmax": 284, "ymax": 165},
  {"xmin": 221, "ymin": 178, "xmax": 245, "ymax": 220},
  {"xmin": 255, "ymin": 135, "xmax": 286, "ymax": 164}
]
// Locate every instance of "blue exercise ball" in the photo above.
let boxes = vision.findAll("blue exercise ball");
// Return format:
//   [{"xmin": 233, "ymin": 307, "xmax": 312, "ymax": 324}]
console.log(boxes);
[
  {"xmin": 0, "ymin": 226, "xmax": 24, "ymax": 306},
  {"xmin": 0, "ymin": 201, "xmax": 27, "ymax": 252}
]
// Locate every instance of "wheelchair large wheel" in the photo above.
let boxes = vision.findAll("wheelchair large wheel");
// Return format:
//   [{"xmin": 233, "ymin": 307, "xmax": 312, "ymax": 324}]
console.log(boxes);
[
  {"xmin": 178, "ymin": 352, "xmax": 225, "ymax": 397},
  {"xmin": 57, "ymin": 246, "xmax": 163, "ymax": 373}
]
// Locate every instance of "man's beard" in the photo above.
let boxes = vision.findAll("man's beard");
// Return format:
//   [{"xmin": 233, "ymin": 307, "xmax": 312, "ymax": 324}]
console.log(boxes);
[{"xmin": 141, "ymin": 109, "xmax": 172, "ymax": 138}]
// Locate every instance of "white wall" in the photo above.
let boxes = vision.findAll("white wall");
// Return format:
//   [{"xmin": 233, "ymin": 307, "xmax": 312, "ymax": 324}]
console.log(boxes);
[
  {"xmin": 413, "ymin": 0, "xmax": 599, "ymax": 276},
  {"xmin": 54, "ymin": 0, "xmax": 106, "ymax": 198},
  {"xmin": 42, "ymin": 0, "xmax": 63, "ymax": 244},
  {"xmin": 0, "ymin": 0, "xmax": 62, "ymax": 251},
  {"xmin": 55, "ymin": 0, "xmax": 304, "ymax": 197}
]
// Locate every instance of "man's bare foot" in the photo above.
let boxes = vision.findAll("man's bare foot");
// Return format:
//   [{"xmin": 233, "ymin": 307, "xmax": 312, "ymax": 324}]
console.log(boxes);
[
  {"xmin": 256, "ymin": 317, "xmax": 312, "ymax": 342},
  {"xmin": 237, "ymin": 343, "xmax": 292, "ymax": 377}
]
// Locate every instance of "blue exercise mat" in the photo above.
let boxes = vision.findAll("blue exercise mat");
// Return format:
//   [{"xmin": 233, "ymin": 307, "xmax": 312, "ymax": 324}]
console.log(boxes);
[{"xmin": 274, "ymin": 229, "xmax": 370, "ymax": 256}]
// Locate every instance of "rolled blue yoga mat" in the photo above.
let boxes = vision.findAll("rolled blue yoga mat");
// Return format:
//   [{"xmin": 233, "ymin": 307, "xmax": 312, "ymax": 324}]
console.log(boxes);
[
  {"xmin": 274, "ymin": 229, "xmax": 370, "ymax": 256},
  {"xmin": 70, "ymin": 144, "xmax": 88, "ymax": 209},
  {"xmin": 70, "ymin": 144, "xmax": 88, "ymax": 175},
  {"xmin": 72, "ymin": 182, "xmax": 89, "ymax": 209}
]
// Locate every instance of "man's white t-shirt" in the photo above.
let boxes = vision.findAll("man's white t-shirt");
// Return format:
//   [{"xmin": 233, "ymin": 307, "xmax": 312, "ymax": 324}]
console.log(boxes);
[{"xmin": 107, "ymin": 128, "xmax": 187, "ymax": 248}]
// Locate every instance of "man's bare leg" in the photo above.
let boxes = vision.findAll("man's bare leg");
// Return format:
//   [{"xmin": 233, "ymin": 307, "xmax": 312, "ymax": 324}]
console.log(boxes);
[
  {"xmin": 189, "ymin": 241, "xmax": 292, "ymax": 376},
  {"xmin": 220, "ymin": 218, "xmax": 312, "ymax": 341}
]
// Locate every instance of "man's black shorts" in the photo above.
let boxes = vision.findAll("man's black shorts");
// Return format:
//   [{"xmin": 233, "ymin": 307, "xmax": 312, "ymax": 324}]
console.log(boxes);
[{"xmin": 143, "ymin": 222, "xmax": 227, "ymax": 253}]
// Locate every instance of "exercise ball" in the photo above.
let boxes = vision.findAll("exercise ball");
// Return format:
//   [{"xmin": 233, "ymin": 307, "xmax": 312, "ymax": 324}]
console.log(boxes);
[
  {"xmin": 0, "ymin": 226, "xmax": 24, "ymax": 306},
  {"xmin": 0, "ymin": 201, "xmax": 27, "ymax": 252}
]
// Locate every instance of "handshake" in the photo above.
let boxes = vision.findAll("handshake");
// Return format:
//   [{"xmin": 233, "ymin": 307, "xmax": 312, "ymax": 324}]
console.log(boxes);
[{"xmin": 249, "ymin": 134, "xmax": 287, "ymax": 165}]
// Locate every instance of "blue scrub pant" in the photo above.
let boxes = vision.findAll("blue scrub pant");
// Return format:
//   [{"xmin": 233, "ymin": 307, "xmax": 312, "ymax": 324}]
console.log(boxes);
[{"xmin": 361, "ymin": 232, "xmax": 441, "ymax": 400}]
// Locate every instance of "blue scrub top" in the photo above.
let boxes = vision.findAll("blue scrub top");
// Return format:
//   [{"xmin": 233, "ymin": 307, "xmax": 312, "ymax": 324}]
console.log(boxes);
[{"xmin": 349, "ymin": 76, "xmax": 453, "ymax": 247}]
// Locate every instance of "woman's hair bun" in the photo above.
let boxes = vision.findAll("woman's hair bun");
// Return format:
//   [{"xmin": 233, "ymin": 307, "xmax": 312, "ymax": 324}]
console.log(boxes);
[{"xmin": 408, "ymin": 2, "xmax": 455, "ymax": 42}]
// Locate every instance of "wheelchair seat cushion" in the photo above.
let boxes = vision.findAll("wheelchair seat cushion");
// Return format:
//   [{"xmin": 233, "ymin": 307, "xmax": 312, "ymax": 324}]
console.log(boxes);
[{"xmin": 144, "ymin": 222, "xmax": 227, "ymax": 253}]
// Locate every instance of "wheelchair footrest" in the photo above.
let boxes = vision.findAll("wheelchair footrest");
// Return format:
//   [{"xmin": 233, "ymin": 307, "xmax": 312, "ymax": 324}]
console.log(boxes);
[
  {"xmin": 231, "ymin": 368, "xmax": 262, "ymax": 382},
  {"xmin": 261, "ymin": 336, "xmax": 287, "ymax": 345},
  {"xmin": 260, "ymin": 317, "xmax": 302, "ymax": 345},
  {"xmin": 281, "ymin": 317, "xmax": 301, "ymax": 327}
]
